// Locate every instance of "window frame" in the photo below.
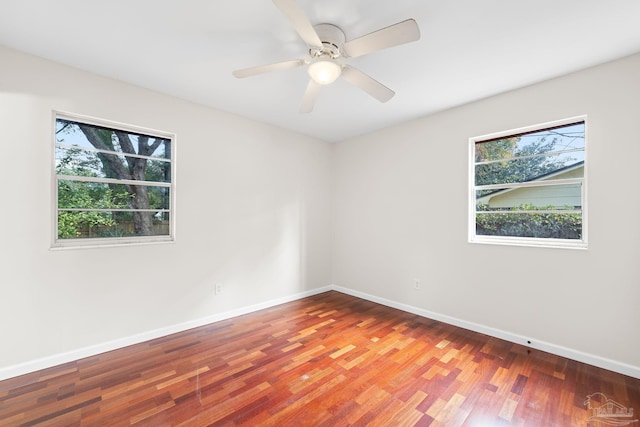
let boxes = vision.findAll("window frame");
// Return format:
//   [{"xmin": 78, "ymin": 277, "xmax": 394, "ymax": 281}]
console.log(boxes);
[
  {"xmin": 468, "ymin": 116, "xmax": 588, "ymax": 250},
  {"xmin": 51, "ymin": 111, "xmax": 176, "ymax": 249}
]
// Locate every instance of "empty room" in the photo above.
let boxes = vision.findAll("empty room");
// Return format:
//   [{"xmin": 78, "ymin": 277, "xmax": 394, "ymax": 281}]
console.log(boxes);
[{"xmin": 1, "ymin": 0, "xmax": 639, "ymax": 425}]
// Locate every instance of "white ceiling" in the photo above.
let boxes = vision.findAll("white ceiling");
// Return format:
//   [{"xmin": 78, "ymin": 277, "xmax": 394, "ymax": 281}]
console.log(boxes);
[{"xmin": 2, "ymin": 0, "xmax": 640, "ymax": 142}]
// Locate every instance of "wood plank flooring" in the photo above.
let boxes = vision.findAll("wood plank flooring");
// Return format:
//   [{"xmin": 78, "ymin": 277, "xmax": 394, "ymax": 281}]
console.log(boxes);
[{"xmin": 1, "ymin": 291, "xmax": 639, "ymax": 426}]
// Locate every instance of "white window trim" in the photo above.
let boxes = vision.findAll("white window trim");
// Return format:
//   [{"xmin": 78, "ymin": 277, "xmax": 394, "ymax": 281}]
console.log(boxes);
[
  {"xmin": 468, "ymin": 116, "xmax": 588, "ymax": 250},
  {"xmin": 51, "ymin": 111, "xmax": 176, "ymax": 249}
]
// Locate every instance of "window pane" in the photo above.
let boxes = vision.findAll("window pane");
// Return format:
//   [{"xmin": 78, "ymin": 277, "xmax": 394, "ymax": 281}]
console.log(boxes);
[
  {"xmin": 476, "ymin": 211, "xmax": 582, "ymax": 239},
  {"xmin": 56, "ymin": 147, "xmax": 171, "ymax": 182},
  {"xmin": 56, "ymin": 119, "xmax": 171, "ymax": 160},
  {"xmin": 58, "ymin": 180, "xmax": 169, "ymax": 210},
  {"xmin": 475, "ymin": 122, "xmax": 584, "ymax": 163},
  {"xmin": 57, "ymin": 210, "xmax": 170, "ymax": 239},
  {"xmin": 475, "ymin": 154, "xmax": 583, "ymax": 186},
  {"xmin": 476, "ymin": 183, "xmax": 582, "ymax": 210}
]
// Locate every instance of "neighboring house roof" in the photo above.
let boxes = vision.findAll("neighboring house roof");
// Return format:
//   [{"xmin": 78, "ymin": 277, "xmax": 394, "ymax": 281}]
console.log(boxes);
[{"xmin": 477, "ymin": 160, "xmax": 584, "ymax": 201}]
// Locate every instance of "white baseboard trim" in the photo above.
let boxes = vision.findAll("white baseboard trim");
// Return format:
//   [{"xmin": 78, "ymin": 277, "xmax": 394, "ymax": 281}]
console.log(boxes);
[
  {"xmin": 3, "ymin": 284, "xmax": 638, "ymax": 382},
  {"xmin": 0, "ymin": 286, "xmax": 332, "ymax": 382},
  {"xmin": 329, "ymin": 285, "xmax": 640, "ymax": 379}
]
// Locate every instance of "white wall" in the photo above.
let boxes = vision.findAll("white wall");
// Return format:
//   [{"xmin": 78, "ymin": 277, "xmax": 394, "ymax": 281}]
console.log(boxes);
[
  {"xmin": 0, "ymin": 46, "xmax": 333, "ymax": 373},
  {"xmin": 2, "ymin": 43, "xmax": 639, "ymax": 380},
  {"xmin": 332, "ymin": 53, "xmax": 640, "ymax": 373}
]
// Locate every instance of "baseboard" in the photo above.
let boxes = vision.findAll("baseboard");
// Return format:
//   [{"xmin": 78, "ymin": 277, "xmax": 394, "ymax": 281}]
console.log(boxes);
[
  {"xmin": 0, "ymin": 286, "xmax": 332, "ymax": 382},
  {"xmin": 329, "ymin": 285, "xmax": 640, "ymax": 379},
  {"xmin": 3, "ymin": 284, "xmax": 638, "ymax": 382}
]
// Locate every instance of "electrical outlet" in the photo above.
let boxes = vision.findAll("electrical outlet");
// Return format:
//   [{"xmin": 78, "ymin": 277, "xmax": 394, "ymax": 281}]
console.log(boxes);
[
  {"xmin": 215, "ymin": 283, "xmax": 223, "ymax": 295},
  {"xmin": 414, "ymin": 279, "xmax": 421, "ymax": 290}
]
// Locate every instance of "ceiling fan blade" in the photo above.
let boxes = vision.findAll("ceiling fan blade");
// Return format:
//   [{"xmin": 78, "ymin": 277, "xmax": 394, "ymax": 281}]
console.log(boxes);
[
  {"xmin": 300, "ymin": 79, "xmax": 322, "ymax": 113},
  {"xmin": 272, "ymin": 0, "xmax": 323, "ymax": 48},
  {"xmin": 341, "ymin": 66, "xmax": 395, "ymax": 103},
  {"xmin": 232, "ymin": 59, "xmax": 304, "ymax": 78},
  {"xmin": 343, "ymin": 19, "xmax": 420, "ymax": 58}
]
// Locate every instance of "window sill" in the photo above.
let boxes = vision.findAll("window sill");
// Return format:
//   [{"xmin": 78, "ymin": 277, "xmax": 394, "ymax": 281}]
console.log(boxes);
[
  {"xmin": 469, "ymin": 236, "xmax": 587, "ymax": 250},
  {"xmin": 50, "ymin": 236, "xmax": 175, "ymax": 250}
]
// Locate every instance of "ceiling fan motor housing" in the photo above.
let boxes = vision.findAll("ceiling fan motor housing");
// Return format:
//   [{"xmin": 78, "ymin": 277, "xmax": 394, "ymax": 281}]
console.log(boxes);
[{"xmin": 311, "ymin": 23, "xmax": 346, "ymax": 59}]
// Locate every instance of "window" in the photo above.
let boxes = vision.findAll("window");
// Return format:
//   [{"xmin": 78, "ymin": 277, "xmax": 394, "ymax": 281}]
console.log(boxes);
[
  {"xmin": 53, "ymin": 113, "xmax": 174, "ymax": 248},
  {"xmin": 469, "ymin": 117, "xmax": 586, "ymax": 249}
]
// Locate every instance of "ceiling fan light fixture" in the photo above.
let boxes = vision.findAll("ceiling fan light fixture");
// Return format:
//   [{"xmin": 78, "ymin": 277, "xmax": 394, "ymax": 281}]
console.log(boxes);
[{"xmin": 308, "ymin": 60, "xmax": 342, "ymax": 85}]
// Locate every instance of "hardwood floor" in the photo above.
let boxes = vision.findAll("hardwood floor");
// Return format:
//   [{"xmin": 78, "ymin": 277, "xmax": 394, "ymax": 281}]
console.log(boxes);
[{"xmin": 1, "ymin": 291, "xmax": 639, "ymax": 426}]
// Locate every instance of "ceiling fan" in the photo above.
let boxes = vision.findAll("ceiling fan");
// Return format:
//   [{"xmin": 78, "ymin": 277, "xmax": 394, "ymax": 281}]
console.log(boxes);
[{"xmin": 232, "ymin": 0, "xmax": 421, "ymax": 112}]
